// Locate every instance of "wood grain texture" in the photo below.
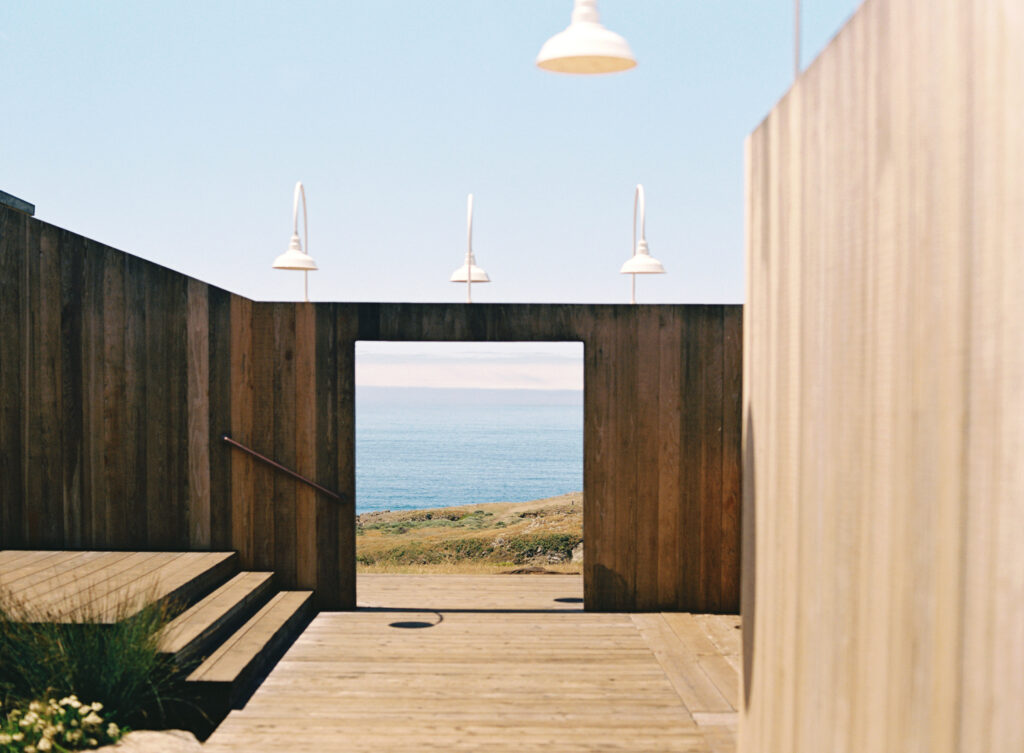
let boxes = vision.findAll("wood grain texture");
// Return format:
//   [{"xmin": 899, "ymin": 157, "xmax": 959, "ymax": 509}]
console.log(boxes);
[
  {"xmin": 187, "ymin": 278, "xmax": 211, "ymax": 549},
  {"xmin": 0, "ymin": 208, "xmax": 742, "ymax": 613},
  {"xmin": 123, "ymin": 255, "xmax": 149, "ymax": 548},
  {"xmin": 204, "ymin": 574, "xmax": 739, "ymax": 753},
  {"xmin": 229, "ymin": 295, "xmax": 254, "ymax": 566},
  {"xmin": 59, "ymin": 230, "xmax": 85, "ymax": 548},
  {"xmin": 0, "ymin": 207, "xmax": 26, "ymax": 547},
  {"xmin": 293, "ymin": 304, "xmax": 317, "ymax": 590},
  {"xmin": 741, "ymin": 0, "xmax": 1024, "ymax": 750},
  {"xmin": 207, "ymin": 287, "xmax": 233, "ymax": 550},
  {"xmin": 0, "ymin": 550, "xmax": 235, "ymax": 624}
]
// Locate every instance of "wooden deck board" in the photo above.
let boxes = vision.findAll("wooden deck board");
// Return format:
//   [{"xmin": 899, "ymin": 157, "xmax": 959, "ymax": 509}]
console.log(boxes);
[
  {"xmin": 0, "ymin": 551, "xmax": 235, "ymax": 622},
  {"xmin": 187, "ymin": 591, "xmax": 313, "ymax": 682},
  {"xmin": 0, "ymin": 551, "xmax": 82, "ymax": 584},
  {"xmin": 205, "ymin": 574, "xmax": 738, "ymax": 753},
  {"xmin": 159, "ymin": 571, "xmax": 274, "ymax": 656},
  {"xmin": 13, "ymin": 551, "xmax": 136, "ymax": 602}
]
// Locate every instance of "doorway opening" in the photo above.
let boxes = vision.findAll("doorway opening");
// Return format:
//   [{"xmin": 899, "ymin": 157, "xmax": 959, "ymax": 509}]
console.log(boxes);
[{"xmin": 354, "ymin": 341, "xmax": 583, "ymax": 606}]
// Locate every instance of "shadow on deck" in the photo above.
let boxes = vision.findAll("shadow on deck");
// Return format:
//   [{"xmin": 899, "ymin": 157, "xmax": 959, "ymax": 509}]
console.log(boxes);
[{"xmin": 204, "ymin": 574, "xmax": 740, "ymax": 753}]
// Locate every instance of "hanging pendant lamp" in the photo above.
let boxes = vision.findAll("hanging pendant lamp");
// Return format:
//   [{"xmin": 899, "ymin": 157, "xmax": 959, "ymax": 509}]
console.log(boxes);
[
  {"xmin": 537, "ymin": 0, "xmax": 636, "ymax": 75},
  {"xmin": 620, "ymin": 184, "xmax": 665, "ymax": 303},
  {"xmin": 272, "ymin": 181, "xmax": 318, "ymax": 302},
  {"xmin": 449, "ymin": 194, "xmax": 490, "ymax": 303}
]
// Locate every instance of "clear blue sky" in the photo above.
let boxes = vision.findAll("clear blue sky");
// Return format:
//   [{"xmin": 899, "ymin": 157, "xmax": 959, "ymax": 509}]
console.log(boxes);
[{"xmin": 2, "ymin": 0, "xmax": 858, "ymax": 307}]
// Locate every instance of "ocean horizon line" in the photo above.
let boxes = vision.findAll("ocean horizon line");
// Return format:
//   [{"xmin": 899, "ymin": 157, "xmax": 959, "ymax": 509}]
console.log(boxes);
[{"xmin": 357, "ymin": 385, "xmax": 583, "ymax": 406}]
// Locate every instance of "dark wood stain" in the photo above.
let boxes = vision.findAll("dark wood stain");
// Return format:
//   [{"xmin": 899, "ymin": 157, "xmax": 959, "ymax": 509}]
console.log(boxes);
[
  {"xmin": 0, "ymin": 206, "xmax": 741, "ymax": 612},
  {"xmin": 0, "ymin": 208, "xmax": 25, "ymax": 547},
  {"xmin": 207, "ymin": 287, "xmax": 233, "ymax": 550}
]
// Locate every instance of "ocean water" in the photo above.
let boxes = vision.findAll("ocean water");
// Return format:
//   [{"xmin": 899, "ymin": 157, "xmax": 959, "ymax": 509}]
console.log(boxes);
[{"xmin": 356, "ymin": 387, "xmax": 583, "ymax": 514}]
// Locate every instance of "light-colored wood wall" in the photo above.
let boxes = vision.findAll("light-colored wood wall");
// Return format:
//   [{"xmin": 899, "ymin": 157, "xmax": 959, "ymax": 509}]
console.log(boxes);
[
  {"xmin": 741, "ymin": 0, "xmax": 1023, "ymax": 750},
  {"xmin": 0, "ymin": 206, "xmax": 742, "ymax": 612}
]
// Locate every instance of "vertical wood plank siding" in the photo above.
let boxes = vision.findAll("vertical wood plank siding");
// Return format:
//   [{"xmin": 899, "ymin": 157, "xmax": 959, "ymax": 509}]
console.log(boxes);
[
  {"xmin": 0, "ymin": 206, "xmax": 741, "ymax": 612},
  {"xmin": 741, "ymin": 0, "xmax": 1024, "ymax": 750}
]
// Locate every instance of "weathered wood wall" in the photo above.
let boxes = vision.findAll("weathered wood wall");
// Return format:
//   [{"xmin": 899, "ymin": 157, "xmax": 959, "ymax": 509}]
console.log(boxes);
[
  {"xmin": 0, "ymin": 204, "xmax": 742, "ymax": 612},
  {"xmin": 741, "ymin": 0, "xmax": 1024, "ymax": 750}
]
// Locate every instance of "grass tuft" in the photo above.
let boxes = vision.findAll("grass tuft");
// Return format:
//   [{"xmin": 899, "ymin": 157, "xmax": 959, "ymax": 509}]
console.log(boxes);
[{"xmin": 0, "ymin": 585, "xmax": 181, "ymax": 729}]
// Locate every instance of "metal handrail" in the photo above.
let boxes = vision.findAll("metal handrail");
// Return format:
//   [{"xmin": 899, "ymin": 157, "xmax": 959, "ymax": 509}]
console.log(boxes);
[{"xmin": 221, "ymin": 434, "xmax": 345, "ymax": 502}]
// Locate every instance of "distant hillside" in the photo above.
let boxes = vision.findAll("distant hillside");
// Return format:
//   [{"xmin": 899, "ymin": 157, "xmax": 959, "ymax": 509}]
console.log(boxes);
[{"xmin": 356, "ymin": 492, "xmax": 583, "ymax": 574}]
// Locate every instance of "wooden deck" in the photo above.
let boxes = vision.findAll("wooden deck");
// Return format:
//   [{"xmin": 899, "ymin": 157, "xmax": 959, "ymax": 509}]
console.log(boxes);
[
  {"xmin": 205, "ymin": 575, "xmax": 740, "ymax": 752},
  {"xmin": 0, "ymin": 550, "xmax": 235, "ymax": 622}
]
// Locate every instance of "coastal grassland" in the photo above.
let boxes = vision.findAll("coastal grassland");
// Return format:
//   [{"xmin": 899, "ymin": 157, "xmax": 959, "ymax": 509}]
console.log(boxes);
[{"xmin": 356, "ymin": 492, "xmax": 582, "ymax": 574}]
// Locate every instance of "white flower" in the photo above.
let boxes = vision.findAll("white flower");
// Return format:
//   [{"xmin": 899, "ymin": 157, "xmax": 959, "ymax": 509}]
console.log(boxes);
[
  {"xmin": 12, "ymin": 732, "xmax": 25, "ymax": 742},
  {"xmin": 83, "ymin": 711, "xmax": 103, "ymax": 726},
  {"xmin": 0, "ymin": 733, "xmax": 11, "ymax": 744},
  {"xmin": 91, "ymin": 701, "xmax": 103, "ymax": 712},
  {"xmin": 106, "ymin": 722, "xmax": 120, "ymax": 737},
  {"xmin": 78, "ymin": 705, "xmax": 91, "ymax": 716},
  {"xmin": 87, "ymin": 737, "xmax": 98, "ymax": 747},
  {"xmin": 43, "ymin": 724, "xmax": 57, "ymax": 737},
  {"xmin": 38, "ymin": 738, "xmax": 53, "ymax": 751},
  {"xmin": 23, "ymin": 745, "xmax": 36, "ymax": 753},
  {"xmin": 29, "ymin": 701, "xmax": 44, "ymax": 713}
]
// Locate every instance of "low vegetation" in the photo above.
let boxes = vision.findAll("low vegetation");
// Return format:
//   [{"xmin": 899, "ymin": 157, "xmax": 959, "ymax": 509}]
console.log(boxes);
[
  {"xmin": 356, "ymin": 492, "xmax": 583, "ymax": 573},
  {"xmin": 0, "ymin": 696, "xmax": 124, "ymax": 752},
  {"xmin": 0, "ymin": 585, "xmax": 183, "ymax": 748}
]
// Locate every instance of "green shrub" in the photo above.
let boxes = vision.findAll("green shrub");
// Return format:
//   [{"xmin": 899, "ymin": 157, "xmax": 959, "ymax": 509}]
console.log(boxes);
[
  {"xmin": 501, "ymin": 534, "xmax": 581, "ymax": 563},
  {"xmin": 360, "ymin": 533, "xmax": 582, "ymax": 565},
  {"xmin": 359, "ymin": 510, "xmax": 496, "ymax": 536},
  {"xmin": 0, "ymin": 587, "xmax": 180, "ymax": 729}
]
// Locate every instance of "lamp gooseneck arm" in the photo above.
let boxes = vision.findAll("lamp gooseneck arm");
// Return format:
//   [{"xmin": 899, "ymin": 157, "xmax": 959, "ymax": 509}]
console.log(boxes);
[
  {"xmin": 632, "ymin": 187, "xmax": 638, "ymax": 259},
  {"xmin": 466, "ymin": 193, "xmax": 474, "ymax": 265},
  {"xmin": 634, "ymin": 184, "xmax": 646, "ymax": 247},
  {"xmin": 466, "ymin": 194, "xmax": 474, "ymax": 303},
  {"xmin": 293, "ymin": 181, "xmax": 308, "ymax": 255},
  {"xmin": 293, "ymin": 181, "xmax": 309, "ymax": 302},
  {"xmin": 631, "ymin": 184, "xmax": 645, "ymax": 305}
]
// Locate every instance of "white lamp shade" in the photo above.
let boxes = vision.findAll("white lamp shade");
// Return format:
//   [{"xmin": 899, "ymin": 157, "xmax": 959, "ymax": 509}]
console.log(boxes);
[
  {"xmin": 273, "ymin": 232, "xmax": 318, "ymax": 271},
  {"xmin": 537, "ymin": 25, "xmax": 636, "ymax": 74},
  {"xmin": 537, "ymin": 0, "xmax": 636, "ymax": 76},
  {"xmin": 620, "ymin": 241, "xmax": 665, "ymax": 274},
  {"xmin": 450, "ymin": 263, "xmax": 490, "ymax": 283}
]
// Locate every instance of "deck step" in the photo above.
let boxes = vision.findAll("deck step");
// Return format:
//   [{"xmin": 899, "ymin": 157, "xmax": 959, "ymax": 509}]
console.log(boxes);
[
  {"xmin": 149, "ymin": 552, "xmax": 239, "ymax": 617},
  {"xmin": 0, "ymin": 551, "xmax": 239, "ymax": 623},
  {"xmin": 159, "ymin": 571, "xmax": 275, "ymax": 667},
  {"xmin": 186, "ymin": 590, "xmax": 314, "ymax": 710}
]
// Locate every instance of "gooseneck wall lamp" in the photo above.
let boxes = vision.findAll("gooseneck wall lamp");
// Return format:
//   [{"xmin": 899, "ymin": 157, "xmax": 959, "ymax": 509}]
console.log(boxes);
[
  {"xmin": 536, "ymin": 0, "xmax": 636, "ymax": 75},
  {"xmin": 272, "ymin": 181, "xmax": 318, "ymax": 302},
  {"xmin": 449, "ymin": 194, "xmax": 490, "ymax": 303},
  {"xmin": 620, "ymin": 184, "xmax": 665, "ymax": 304}
]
